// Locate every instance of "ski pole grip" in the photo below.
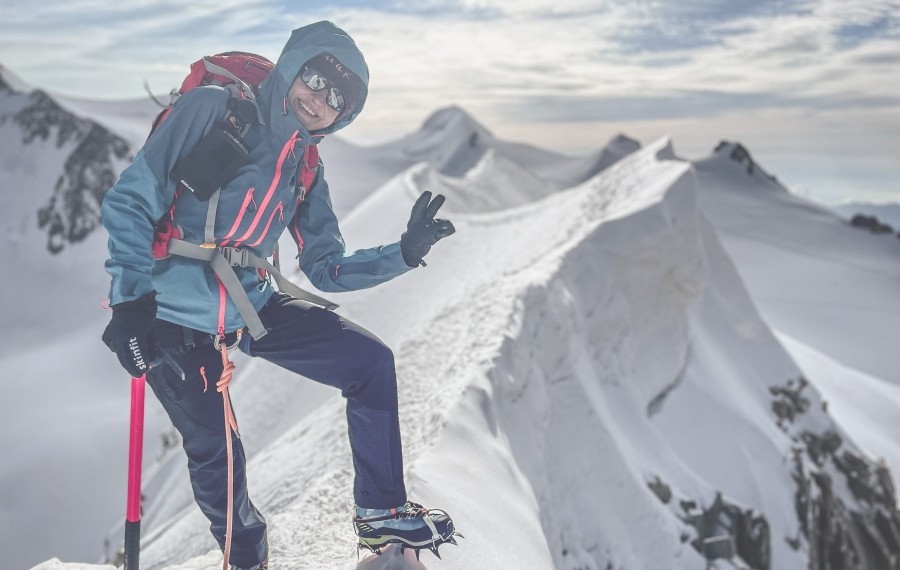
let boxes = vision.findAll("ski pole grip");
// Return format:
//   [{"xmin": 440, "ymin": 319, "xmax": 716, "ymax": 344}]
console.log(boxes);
[{"xmin": 125, "ymin": 375, "xmax": 146, "ymax": 570}]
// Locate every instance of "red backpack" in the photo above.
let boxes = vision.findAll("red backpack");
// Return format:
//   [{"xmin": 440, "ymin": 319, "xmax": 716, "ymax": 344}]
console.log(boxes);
[
  {"xmin": 149, "ymin": 51, "xmax": 319, "ymax": 195},
  {"xmin": 149, "ymin": 51, "xmax": 274, "ymax": 137},
  {"xmin": 150, "ymin": 52, "xmax": 320, "ymax": 260}
]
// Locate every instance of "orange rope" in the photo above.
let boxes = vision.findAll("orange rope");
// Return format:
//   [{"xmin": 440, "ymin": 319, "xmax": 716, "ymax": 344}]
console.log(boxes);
[{"xmin": 217, "ymin": 342, "xmax": 239, "ymax": 570}]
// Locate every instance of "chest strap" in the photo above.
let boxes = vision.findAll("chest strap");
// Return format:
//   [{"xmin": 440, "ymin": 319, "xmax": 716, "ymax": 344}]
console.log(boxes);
[{"xmin": 167, "ymin": 238, "xmax": 338, "ymax": 340}]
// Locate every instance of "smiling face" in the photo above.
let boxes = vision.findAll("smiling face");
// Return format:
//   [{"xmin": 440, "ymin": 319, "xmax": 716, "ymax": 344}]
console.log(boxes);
[{"xmin": 287, "ymin": 74, "xmax": 340, "ymax": 131}]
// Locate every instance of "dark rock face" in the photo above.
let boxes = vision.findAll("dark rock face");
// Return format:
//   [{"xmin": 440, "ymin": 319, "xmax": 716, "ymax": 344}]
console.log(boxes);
[
  {"xmin": 680, "ymin": 493, "xmax": 771, "ymax": 569},
  {"xmin": 770, "ymin": 376, "xmax": 812, "ymax": 428},
  {"xmin": 715, "ymin": 141, "xmax": 759, "ymax": 176},
  {"xmin": 849, "ymin": 214, "xmax": 895, "ymax": 235},
  {"xmin": 773, "ymin": 377, "xmax": 900, "ymax": 570},
  {"xmin": 648, "ymin": 376, "xmax": 900, "ymax": 570},
  {"xmin": 4, "ymin": 86, "xmax": 132, "ymax": 253},
  {"xmin": 792, "ymin": 438, "xmax": 900, "ymax": 570},
  {"xmin": 713, "ymin": 141, "xmax": 783, "ymax": 188}
]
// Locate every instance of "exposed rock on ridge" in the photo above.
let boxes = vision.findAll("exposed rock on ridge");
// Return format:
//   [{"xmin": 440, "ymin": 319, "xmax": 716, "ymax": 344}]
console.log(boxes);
[{"xmin": 773, "ymin": 377, "xmax": 900, "ymax": 570}]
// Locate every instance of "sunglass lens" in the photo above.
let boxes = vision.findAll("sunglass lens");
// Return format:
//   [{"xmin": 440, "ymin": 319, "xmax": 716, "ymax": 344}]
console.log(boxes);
[
  {"xmin": 301, "ymin": 66, "xmax": 327, "ymax": 90},
  {"xmin": 326, "ymin": 88, "xmax": 345, "ymax": 113},
  {"xmin": 300, "ymin": 66, "xmax": 345, "ymax": 113}
]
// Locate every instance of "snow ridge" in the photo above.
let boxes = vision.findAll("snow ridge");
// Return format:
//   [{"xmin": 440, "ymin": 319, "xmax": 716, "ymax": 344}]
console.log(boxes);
[{"xmin": 456, "ymin": 143, "xmax": 899, "ymax": 569}]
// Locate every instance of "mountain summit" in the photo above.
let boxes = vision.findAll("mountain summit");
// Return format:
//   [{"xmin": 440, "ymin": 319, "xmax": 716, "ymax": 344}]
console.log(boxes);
[
  {"xmin": 399, "ymin": 105, "xmax": 494, "ymax": 176},
  {"xmin": 701, "ymin": 140, "xmax": 787, "ymax": 191}
]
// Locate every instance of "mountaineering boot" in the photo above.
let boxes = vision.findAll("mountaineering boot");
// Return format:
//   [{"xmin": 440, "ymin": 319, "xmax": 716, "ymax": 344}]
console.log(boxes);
[{"xmin": 354, "ymin": 501, "xmax": 463, "ymax": 559}]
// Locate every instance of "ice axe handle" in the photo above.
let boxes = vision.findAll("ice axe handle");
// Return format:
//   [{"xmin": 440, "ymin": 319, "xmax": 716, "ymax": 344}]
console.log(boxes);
[{"xmin": 124, "ymin": 375, "xmax": 146, "ymax": 570}]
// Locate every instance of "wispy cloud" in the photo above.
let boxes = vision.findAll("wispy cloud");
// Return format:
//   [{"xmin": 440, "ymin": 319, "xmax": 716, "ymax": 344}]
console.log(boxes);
[
  {"xmin": 4, "ymin": 0, "xmax": 896, "ymax": 110},
  {"xmin": 0, "ymin": 0, "xmax": 898, "ymax": 202}
]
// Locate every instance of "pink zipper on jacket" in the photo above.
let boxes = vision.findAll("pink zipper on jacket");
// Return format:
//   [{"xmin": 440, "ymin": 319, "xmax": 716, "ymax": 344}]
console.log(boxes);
[
  {"xmin": 247, "ymin": 201, "xmax": 284, "ymax": 248},
  {"xmin": 291, "ymin": 221, "xmax": 304, "ymax": 255},
  {"xmin": 218, "ymin": 187, "xmax": 256, "ymax": 247},
  {"xmin": 232, "ymin": 131, "xmax": 300, "ymax": 248}
]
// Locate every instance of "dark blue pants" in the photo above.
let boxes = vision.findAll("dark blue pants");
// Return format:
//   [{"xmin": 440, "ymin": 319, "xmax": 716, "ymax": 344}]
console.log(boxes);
[{"xmin": 146, "ymin": 292, "xmax": 406, "ymax": 567}]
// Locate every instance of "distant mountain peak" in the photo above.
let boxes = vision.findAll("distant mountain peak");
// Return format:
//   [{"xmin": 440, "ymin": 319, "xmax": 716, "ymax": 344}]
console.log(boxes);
[
  {"xmin": 713, "ymin": 141, "xmax": 756, "ymax": 172},
  {"xmin": 710, "ymin": 140, "xmax": 786, "ymax": 190},
  {"xmin": 713, "ymin": 141, "xmax": 767, "ymax": 177},
  {"xmin": 609, "ymin": 133, "xmax": 640, "ymax": 148},
  {"xmin": 400, "ymin": 106, "xmax": 495, "ymax": 177},
  {"xmin": 420, "ymin": 105, "xmax": 492, "ymax": 137}
]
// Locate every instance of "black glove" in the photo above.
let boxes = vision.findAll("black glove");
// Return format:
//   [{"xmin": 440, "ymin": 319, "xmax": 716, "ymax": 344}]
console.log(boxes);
[
  {"xmin": 400, "ymin": 191, "xmax": 455, "ymax": 267},
  {"xmin": 102, "ymin": 292, "xmax": 158, "ymax": 378}
]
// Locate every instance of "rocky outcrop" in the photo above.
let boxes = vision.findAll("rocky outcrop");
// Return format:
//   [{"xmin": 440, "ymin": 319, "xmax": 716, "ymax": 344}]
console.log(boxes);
[
  {"xmin": 713, "ymin": 141, "xmax": 759, "ymax": 177},
  {"xmin": 849, "ymin": 214, "xmax": 895, "ymax": 235},
  {"xmin": 712, "ymin": 141, "xmax": 785, "ymax": 189},
  {"xmin": 646, "ymin": 377, "xmax": 900, "ymax": 570},
  {"xmin": 773, "ymin": 377, "xmax": 900, "ymax": 570},
  {"xmin": 646, "ymin": 476, "xmax": 771, "ymax": 569}
]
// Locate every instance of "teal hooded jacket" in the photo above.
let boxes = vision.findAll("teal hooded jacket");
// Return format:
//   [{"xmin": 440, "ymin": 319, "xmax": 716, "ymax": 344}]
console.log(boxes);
[{"xmin": 102, "ymin": 21, "xmax": 411, "ymax": 334}]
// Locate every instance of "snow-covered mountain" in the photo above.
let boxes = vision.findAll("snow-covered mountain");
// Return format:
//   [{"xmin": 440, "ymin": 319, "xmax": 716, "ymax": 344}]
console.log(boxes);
[
  {"xmin": 318, "ymin": 105, "xmax": 639, "ymax": 217},
  {"xmin": 0, "ymin": 64, "xmax": 157, "ymax": 346},
  {"xmin": 0, "ymin": 65, "xmax": 135, "ymax": 254},
  {"xmin": 3, "ymin": 67, "xmax": 899, "ymax": 570},
  {"xmin": 694, "ymin": 142, "xmax": 900, "ymax": 384}
]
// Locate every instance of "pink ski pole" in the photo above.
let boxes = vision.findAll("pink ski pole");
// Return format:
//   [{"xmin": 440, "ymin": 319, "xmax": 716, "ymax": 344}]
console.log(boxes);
[{"xmin": 124, "ymin": 375, "xmax": 146, "ymax": 570}]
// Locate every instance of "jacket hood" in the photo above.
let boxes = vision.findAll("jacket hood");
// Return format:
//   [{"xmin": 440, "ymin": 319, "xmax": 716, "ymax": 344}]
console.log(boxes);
[{"xmin": 259, "ymin": 21, "xmax": 370, "ymax": 144}]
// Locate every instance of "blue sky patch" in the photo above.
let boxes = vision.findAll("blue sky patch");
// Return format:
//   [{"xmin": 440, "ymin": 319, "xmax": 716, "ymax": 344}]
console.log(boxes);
[{"xmin": 836, "ymin": 16, "xmax": 892, "ymax": 49}]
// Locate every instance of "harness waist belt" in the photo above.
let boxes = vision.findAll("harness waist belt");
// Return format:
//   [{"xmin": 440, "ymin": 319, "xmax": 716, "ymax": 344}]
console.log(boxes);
[{"xmin": 167, "ymin": 239, "xmax": 338, "ymax": 340}]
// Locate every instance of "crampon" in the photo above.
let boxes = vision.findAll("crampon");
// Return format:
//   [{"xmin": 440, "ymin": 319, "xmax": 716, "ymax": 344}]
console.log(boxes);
[{"xmin": 354, "ymin": 501, "xmax": 463, "ymax": 561}]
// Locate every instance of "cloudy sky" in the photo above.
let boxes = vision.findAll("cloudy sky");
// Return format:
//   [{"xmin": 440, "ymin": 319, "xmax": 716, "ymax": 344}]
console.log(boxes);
[{"xmin": 1, "ymin": 0, "xmax": 898, "ymax": 205}]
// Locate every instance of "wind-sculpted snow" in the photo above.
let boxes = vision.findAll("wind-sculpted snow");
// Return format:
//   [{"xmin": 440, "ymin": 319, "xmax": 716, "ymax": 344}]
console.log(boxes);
[
  {"xmin": 465, "ymin": 144, "xmax": 900, "ymax": 569},
  {"xmin": 695, "ymin": 141, "xmax": 900, "ymax": 385}
]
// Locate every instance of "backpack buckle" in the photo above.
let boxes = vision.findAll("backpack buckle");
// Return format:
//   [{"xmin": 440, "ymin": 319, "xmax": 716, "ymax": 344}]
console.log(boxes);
[{"xmin": 220, "ymin": 246, "xmax": 251, "ymax": 267}]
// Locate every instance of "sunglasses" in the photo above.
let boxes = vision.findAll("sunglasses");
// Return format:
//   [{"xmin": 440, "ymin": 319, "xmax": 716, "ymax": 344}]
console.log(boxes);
[{"xmin": 299, "ymin": 65, "xmax": 345, "ymax": 113}]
